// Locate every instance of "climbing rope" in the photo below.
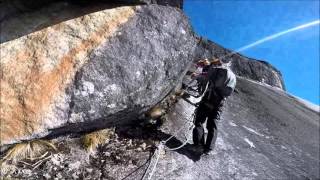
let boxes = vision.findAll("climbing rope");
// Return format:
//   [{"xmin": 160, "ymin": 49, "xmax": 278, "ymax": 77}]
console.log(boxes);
[
  {"xmin": 121, "ymin": 117, "xmax": 194, "ymax": 180},
  {"xmin": 120, "ymin": 150, "xmax": 153, "ymax": 180},
  {"xmin": 164, "ymin": 123, "xmax": 194, "ymax": 151},
  {"xmin": 163, "ymin": 111, "xmax": 195, "ymax": 151},
  {"xmin": 140, "ymin": 111, "xmax": 195, "ymax": 180},
  {"xmin": 140, "ymin": 147, "xmax": 159, "ymax": 180},
  {"xmin": 125, "ymin": 79, "xmax": 200, "ymax": 180},
  {"xmin": 141, "ymin": 143, "xmax": 163, "ymax": 180},
  {"xmin": 140, "ymin": 77, "xmax": 206, "ymax": 179}
]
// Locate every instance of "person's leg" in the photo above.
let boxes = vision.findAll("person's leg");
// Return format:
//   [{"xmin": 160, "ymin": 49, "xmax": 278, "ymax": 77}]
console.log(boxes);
[
  {"xmin": 204, "ymin": 99, "xmax": 224, "ymax": 152},
  {"xmin": 204, "ymin": 115, "xmax": 218, "ymax": 152},
  {"xmin": 192, "ymin": 104, "xmax": 207, "ymax": 146}
]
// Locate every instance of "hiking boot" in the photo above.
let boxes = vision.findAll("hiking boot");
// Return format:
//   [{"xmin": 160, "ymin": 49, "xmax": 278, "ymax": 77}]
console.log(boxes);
[{"xmin": 203, "ymin": 148, "xmax": 213, "ymax": 155}]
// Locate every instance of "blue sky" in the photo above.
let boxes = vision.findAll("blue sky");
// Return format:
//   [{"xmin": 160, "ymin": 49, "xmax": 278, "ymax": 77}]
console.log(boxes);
[{"xmin": 184, "ymin": 0, "xmax": 319, "ymax": 104}]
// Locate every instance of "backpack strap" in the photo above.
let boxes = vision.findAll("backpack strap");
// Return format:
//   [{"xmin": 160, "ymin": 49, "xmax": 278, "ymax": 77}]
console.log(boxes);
[
  {"xmin": 207, "ymin": 67, "xmax": 231, "ymax": 100},
  {"xmin": 206, "ymin": 67, "xmax": 219, "ymax": 100}
]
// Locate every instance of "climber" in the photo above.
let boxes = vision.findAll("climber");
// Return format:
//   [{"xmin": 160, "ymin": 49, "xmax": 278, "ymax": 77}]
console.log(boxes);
[
  {"xmin": 193, "ymin": 58, "xmax": 211, "ymax": 94},
  {"xmin": 185, "ymin": 58, "xmax": 211, "ymax": 96},
  {"xmin": 192, "ymin": 58, "xmax": 236, "ymax": 155}
]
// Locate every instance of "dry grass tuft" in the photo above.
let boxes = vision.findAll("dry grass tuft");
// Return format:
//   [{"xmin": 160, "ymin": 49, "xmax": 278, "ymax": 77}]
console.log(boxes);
[
  {"xmin": 0, "ymin": 139, "xmax": 57, "ymax": 163},
  {"xmin": 81, "ymin": 128, "xmax": 114, "ymax": 153}
]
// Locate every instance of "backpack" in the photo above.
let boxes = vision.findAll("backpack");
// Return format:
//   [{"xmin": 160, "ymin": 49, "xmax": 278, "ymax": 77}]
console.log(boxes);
[{"xmin": 206, "ymin": 66, "xmax": 236, "ymax": 98}]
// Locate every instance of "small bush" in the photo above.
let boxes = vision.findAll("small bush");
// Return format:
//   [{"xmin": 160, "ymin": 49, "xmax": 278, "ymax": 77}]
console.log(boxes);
[{"xmin": 81, "ymin": 128, "xmax": 114, "ymax": 153}]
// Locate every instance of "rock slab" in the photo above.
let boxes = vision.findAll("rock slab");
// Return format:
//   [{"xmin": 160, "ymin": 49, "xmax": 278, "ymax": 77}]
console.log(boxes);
[{"xmin": 0, "ymin": 4, "xmax": 197, "ymax": 145}]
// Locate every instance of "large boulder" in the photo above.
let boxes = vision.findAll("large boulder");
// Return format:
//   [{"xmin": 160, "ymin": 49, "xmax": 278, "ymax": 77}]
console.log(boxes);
[
  {"xmin": 0, "ymin": 0, "xmax": 285, "ymax": 147},
  {"xmin": 0, "ymin": 4, "xmax": 197, "ymax": 145}
]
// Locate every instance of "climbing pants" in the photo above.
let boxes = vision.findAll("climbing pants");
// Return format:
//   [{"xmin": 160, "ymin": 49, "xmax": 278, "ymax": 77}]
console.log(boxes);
[{"xmin": 193, "ymin": 95, "xmax": 224, "ymax": 150}]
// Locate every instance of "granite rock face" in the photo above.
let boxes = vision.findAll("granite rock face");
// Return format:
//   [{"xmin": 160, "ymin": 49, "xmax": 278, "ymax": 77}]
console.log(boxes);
[
  {"xmin": 194, "ymin": 37, "xmax": 285, "ymax": 90},
  {"xmin": 1, "ymin": 0, "xmax": 285, "ymax": 146},
  {"xmin": 0, "ymin": 4, "xmax": 196, "ymax": 145}
]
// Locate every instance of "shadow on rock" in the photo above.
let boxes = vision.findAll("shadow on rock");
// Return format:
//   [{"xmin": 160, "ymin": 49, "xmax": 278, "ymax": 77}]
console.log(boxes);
[
  {"xmin": 162, "ymin": 136, "xmax": 203, "ymax": 162},
  {"xmin": 116, "ymin": 125, "xmax": 203, "ymax": 162}
]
